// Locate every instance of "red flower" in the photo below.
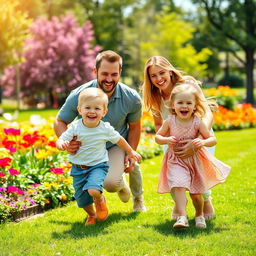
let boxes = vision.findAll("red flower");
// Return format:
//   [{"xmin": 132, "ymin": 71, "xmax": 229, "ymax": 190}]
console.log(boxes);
[
  {"xmin": 48, "ymin": 141, "xmax": 56, "ymax": 147},
  {"xmin": 0, "ymin": 157, "xmax": 12, "ymax": 167}
]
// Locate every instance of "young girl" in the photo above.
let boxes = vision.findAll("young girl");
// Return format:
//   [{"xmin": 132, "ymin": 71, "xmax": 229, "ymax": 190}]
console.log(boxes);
[
  {"xmin": 56, "ymin": 88, "xmax": 141, "ymax": 226},
  {"xmin": 155, "ymin": 83, "xmax": 231, "ymax": 229},
  {"xmin": 142, "ymin": 56, "xmax": 216, "ymax": 220}
]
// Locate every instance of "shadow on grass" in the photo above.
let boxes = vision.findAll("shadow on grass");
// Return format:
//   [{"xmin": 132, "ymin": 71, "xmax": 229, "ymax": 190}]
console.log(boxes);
[
  {"xmin": 50, "ymin": 211, "xmax": 139, "ymax": 239},
  {"xmin": 143, "ymin": 219, "xmax": 230, "ymax": 237}
]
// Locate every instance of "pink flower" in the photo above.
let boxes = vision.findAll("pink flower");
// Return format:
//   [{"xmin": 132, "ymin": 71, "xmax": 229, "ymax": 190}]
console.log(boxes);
[
  {"xmin": 32, "ymin": 183, "xmax": 40, "ymax": 187},
  {"xmin": 7, "ymin": 186, "xmax": 19, "ymax": 193},
  {"xmin": 0, "ymin": 187, "xmax": 7, "ymax": 192},
  {"xmin": 7, "ymin": 146, "xmax": 17, "ymax": 154},
  {"xmin": 50, "ymin": 168, "xmax": 64, "ymax": 175},
  {"xmin": 4, "ymin": 128, "xmax": 21, "ymax": 136},
  {"xmin": 0, "ymin": 172, "xmax": 6, "ymax": 178},
  {"xmin": 7, "ymin": 186, "xmax": 24, "ymax": 194},
  {"xmin": 8, "ymin": 168, "xmax": 20, "ymax": 175}
]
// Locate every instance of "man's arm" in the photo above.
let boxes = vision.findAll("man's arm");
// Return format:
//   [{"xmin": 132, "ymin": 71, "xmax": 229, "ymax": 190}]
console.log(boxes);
[
  {"xmin": 54, "ymin": 117, "xmax": 68, "ymax": 138},
  {"xmin": 127, "ymin": 120, "xmax": 141, "ymax": 150},
  {"xmin": 124, "ymin": 119, "xmax": 141, "ymax": 173},
  {"xmin": 54, "ymin": 117, "xmax": 81, "ymax": 154}
]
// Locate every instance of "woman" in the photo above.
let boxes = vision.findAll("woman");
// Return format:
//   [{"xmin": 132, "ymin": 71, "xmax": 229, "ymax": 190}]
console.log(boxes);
[{"xmin": 142, "ymin": 56, "xmax": 215, "ymax": 220}]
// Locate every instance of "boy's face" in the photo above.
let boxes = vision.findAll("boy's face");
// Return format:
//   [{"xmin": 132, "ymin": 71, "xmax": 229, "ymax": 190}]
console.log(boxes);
[{"xmin": 77, "ymin": 97, "xmax": 107, "ymax": 128}]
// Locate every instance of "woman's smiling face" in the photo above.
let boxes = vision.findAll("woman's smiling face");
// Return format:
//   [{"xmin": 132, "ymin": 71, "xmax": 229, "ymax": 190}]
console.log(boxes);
[{"xmin": 148, "ymin": 65, "xmax": 172, "ymax": 93}]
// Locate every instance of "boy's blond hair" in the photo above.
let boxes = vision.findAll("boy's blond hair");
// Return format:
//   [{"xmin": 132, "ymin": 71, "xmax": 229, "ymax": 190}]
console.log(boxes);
[
  {"xmin": 78, "ymin": 88, "xmax": 108, "ymax": 110},
  {"xmin": 169, "ymin": 83, "xmax": 207, "ymax": 118}
]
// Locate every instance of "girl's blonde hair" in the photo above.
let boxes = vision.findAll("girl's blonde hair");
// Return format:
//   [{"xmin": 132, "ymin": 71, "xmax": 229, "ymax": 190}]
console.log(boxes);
[
  {"xmin": 169, "ymin": 83, "xmax": 207, "ymax": 118},
  {"xmin": 142, "ymin": 56, "xmax": 201, "ymax": 116},
  {"xmin": 78, "ymin": 88, "xmax": 108, "ymax": 110}
]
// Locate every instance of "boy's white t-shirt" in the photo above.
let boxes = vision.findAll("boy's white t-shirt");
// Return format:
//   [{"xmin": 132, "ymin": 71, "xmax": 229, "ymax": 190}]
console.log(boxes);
[{"xmin": 59, "ymin": 119, "xmax": 121, "ymax": 166}]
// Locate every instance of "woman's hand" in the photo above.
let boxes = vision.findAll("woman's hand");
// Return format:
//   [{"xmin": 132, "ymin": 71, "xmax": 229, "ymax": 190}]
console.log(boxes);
[
  {"xmin": 192, "ymin": 138, "xmax": 204, "ymax": 148},
  {"xmin": 173, "ymin": 139, "xmax": 196, "ymax": 159}
]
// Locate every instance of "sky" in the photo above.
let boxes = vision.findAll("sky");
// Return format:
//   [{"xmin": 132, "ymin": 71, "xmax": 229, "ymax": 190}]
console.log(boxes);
[{"xmin": 174, "ymin": 0, "xmax": 196, "ymax": 11}]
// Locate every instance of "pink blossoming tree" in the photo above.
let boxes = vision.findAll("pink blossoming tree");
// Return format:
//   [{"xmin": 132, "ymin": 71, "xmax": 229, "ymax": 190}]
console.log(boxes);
[{"xmin": 0, "ymin": 14, "xmax": 101, "ymax": 107}]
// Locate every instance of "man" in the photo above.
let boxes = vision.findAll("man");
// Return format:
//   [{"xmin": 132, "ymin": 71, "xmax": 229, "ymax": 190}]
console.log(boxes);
[{"xmin": 54, "ymin": 50, "xmax": 146, "ymax": 212}]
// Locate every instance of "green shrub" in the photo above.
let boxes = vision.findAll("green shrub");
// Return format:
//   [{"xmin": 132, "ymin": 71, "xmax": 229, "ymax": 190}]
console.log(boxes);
[{"xmin": 218, "ymin": 74, "xmax": 244, "ymax": 88}]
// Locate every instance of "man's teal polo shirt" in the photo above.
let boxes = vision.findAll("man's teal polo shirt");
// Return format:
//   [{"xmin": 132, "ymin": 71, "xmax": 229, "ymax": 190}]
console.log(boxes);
[{"xmin": 57, "ymin": 80, "xmax": 142, "ymax": 149}]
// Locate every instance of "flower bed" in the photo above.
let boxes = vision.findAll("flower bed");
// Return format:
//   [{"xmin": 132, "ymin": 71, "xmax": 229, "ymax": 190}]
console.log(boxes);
[
  {"xmin": 0, "ymin": 120, "xmax": 74, "ymax": 222},
  {"xmin": 0, "ymin": 118, "xmax": 161, "ymax": 223}
]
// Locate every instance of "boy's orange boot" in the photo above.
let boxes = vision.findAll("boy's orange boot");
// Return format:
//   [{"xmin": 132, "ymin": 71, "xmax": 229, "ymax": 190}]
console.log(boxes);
[
  {"xmin": 85, "ymin": 215, "xmax": 97, "ymax": 226},
  {"xmin": 94, "ymin": 195, "xmax": 108, "ymax": 221}
]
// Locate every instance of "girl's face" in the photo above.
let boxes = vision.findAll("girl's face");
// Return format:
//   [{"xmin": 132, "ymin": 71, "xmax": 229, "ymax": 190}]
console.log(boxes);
[
  {"xmin": 172, "ymin": 92, "xmax": 196, "ymax": 121},
  {"xmin": 148, "ymin": 65, "xmax": 172, "ymax": 93},
  {"xmin": 77, "ymin": 97, "xmax": 107, "ymax": 128}
]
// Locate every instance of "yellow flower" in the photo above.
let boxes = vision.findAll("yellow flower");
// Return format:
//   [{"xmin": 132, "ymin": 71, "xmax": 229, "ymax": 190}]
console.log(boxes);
[
  {"xmin": 0, "ymin": 148, "xmax": 11, "ymax": 158},
  {"xmin": 35, "ymin": 149, "xmax": 51, "ymax": 159}
]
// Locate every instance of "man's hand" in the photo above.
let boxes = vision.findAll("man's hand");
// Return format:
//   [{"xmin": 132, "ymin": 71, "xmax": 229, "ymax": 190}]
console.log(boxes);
[{"xmin": 66, "ymin": 136, "xmax": 81, "ymax": 155}]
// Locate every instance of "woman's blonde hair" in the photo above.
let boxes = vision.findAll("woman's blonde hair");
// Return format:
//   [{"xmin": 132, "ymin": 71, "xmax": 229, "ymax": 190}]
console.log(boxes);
[
  {"xmin": 78, "ymin": 87, "xmax": 108, "ymax": 110},
  {"xmin": 169, "ymin": 83, "xmax": 207, "ymax": 118},
  {"xmin": 142, "ymin": 56, "xmax": 201, "ymax": 116}
]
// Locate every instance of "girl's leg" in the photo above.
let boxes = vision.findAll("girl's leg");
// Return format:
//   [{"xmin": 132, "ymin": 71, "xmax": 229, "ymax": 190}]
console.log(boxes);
[
  {"xmin": 190, "ymin": 193, "xmax": 207, "ymax": 228},
  {"xmin": 173, "ymin": 187, "xmax": 187, "ymax": 216},
  {"xmin": 172, "ymin": 187, "xmax": 189, "ymax": 229},
  {"xmin": 190, "ymin": 193, "xmax": 204, "ymax": 217}
]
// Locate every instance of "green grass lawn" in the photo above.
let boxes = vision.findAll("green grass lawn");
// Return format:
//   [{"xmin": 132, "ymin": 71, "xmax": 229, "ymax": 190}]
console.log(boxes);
[{"xmin": 0, "ymin": 128, "xmax": 255, "ymax": 256}]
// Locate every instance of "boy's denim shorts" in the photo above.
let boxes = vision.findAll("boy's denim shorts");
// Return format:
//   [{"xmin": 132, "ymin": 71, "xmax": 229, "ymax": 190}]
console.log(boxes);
[{"xmin": 70, "ymin": 162, "xmax": 109, "ymax": 208}]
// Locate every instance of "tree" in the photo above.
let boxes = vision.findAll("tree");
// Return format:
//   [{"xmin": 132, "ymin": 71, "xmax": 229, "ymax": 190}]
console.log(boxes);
[
  {"xmin": 0, "ymin": 0, "xmax": 31, "ymax": 69},
  {"xmin": 0, "ymin": 0, "xmax": 32, "ymax": 110},
  {"xmin": 192, "ymin": 0, "xmax": 256, "ymax": 104},
  {"xmin": 139, "ymin": 10, "xmax": 212, "ymax": 78},
  {"xmin": 0, "ymin": 14, "xmax": 101, "ymax": 107}
]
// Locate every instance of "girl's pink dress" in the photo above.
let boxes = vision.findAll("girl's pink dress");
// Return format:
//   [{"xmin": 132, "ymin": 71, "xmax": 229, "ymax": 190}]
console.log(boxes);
[{"xmin": 158, "ymin": 115, "xmax": 231, "ymax": 194}]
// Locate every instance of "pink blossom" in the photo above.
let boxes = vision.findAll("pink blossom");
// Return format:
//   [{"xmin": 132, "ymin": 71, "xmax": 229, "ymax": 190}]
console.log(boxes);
[
  {"xmin": 8, "ymin": 168, "xmax": 20, "ymax": 175},
  {"xmin": 7, "ymin": 186, "xmax": 24, "ymax": 194},
  {"xmin": 0, "ymin": 172, "xmax": 6, "ymax": 178},
  {"xmin": 50, "ymin": 168, "xmax": 64, "ymax": 175},
  {"xmin": 4, "ymin": 128, "xmax": 21, "ymax": 136},
  {"xmin": 7, "ymin": 146, "xmax": 17, "ymax": 153}
]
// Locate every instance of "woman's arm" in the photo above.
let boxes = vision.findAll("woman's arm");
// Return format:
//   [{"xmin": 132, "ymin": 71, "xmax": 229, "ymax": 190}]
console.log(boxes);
[
  {"xmin": 153, "ymin": 113, "xmax": 163, "ymax": 133},
  {"xmin": 193, "ymin": 83, "xmax": 213, "ymax": 130}
]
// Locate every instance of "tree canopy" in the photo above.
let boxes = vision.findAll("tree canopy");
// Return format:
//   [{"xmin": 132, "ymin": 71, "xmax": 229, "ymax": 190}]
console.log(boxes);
[
  {"xmin": 192, "ymin": 0, "xmax": 256, "ymax": 104},
  {"xmin": 0, "ymin": 14, "xmax": 101, "ymax": 105},
  {"xmin": 0, "ymin": 0, "xmax": 32, "ymax": 69}
]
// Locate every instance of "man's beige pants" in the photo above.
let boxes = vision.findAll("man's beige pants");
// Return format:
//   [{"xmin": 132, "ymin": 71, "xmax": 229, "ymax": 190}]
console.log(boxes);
[{"xmin": 103, "ymin": 146, "xmax": 143, "ymax": 198}]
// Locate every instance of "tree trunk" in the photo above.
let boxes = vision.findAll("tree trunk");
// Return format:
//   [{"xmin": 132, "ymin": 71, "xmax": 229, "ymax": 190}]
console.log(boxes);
[
  {"xmin": 15, "ymin": 64, "xmax": 21, "ymax": 111},
  {"xmin": 245, "ymin": 48, "xmax": 255, "ymax": 105}
]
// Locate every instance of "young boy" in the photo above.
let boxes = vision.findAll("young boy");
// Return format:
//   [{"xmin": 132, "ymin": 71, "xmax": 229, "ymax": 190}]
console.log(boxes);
[{"xmin": 56, "ymin": 88, "xmax": 141, "ymax": 225}]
